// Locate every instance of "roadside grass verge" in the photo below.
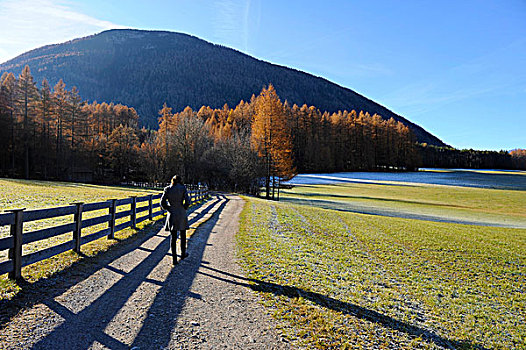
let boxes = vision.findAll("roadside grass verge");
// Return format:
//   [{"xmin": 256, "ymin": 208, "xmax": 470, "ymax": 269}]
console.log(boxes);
[
  {"xmin": 280, "ymin": 183, "xmax": 526, "ymax": 227},
  {"xmin": 236, "ymin": 196, "xmax": 526, "ymax": 349}
]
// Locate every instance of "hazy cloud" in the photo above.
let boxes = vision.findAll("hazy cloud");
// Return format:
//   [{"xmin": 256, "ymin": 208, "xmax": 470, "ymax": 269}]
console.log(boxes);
[
  {"xmin": 0, "ymin": 0, "xmax": 125, "ymax": 63},
  {"xmin": 212, "ymin": 0, "xmax": 258, "ymax": 53},
  {"xmin": 243, "ymin": 0, "xmax": 250, "ymax": 51}
]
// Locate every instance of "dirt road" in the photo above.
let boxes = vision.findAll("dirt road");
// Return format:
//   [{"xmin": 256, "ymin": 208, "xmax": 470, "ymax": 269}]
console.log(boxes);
[{"xmin": 0, "ymin": 194, "xmax": 288, "ymax": 349}]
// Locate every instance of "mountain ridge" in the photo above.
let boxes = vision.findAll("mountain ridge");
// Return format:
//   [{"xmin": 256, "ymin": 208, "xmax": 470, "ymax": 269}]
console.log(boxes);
[{"xmin": 0, "ymin": 29, "xmax": 446, "ymax": 146}]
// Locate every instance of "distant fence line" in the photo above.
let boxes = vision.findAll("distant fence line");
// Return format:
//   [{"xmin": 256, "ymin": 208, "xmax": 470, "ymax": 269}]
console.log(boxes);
[
  {"xmin": 0, "ymin": 185, "xmax": 208, "ymax": 280},
  {"xmin": 122, "ymin": 182, "xmax": 205, "ymax": 191},
  {"xmin": 121, "ymin": 181, "xmax": 168, "ymax": 189}
]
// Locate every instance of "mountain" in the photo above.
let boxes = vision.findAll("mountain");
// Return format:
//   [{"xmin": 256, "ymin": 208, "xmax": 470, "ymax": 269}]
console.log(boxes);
[{"xmin": 0, "ymin": 29, "xmax": 445, "ymax": 146}]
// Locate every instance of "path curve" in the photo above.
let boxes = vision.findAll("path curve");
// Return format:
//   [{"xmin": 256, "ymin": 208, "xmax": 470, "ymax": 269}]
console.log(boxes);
[{"xmin": 0, "ymin": 194, "xmax": 288, "ymax": 349}]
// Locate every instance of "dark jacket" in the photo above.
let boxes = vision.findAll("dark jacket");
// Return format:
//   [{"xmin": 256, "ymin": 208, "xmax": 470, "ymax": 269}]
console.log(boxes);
[{"xmin": 160, "ymin": 183, "xmax": 190, "ymax": 231}]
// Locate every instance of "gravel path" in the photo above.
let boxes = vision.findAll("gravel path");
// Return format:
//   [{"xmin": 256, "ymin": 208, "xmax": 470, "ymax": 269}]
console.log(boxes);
[{"xmin": 0, "ymin": 194, "xmax": 288, "ymax": 349}]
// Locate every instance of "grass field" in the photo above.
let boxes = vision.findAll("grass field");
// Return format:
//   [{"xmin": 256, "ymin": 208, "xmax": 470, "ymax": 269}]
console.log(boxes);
[
  {"xmin": 0, "ymin": 178, "xmax": 164, "ymax": 299},
  {"xmin": 236, "ymin": 184, "xmax": 526, "ymax": 349},
  {"xmin": 279, "ymin": 182, "xmax": 526, "ymax": 228}
]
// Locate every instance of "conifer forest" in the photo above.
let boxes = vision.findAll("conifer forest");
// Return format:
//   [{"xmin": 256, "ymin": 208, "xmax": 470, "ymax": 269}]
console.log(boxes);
[{"xmin": 1, "ymin": 66, "xmax": 524, "ymax": 196}]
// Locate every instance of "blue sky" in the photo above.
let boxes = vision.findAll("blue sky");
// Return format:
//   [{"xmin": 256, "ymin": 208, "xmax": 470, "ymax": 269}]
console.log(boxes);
[{"xmin": 1, "ymin": 0, "xmax": 525, "ymax": 150}]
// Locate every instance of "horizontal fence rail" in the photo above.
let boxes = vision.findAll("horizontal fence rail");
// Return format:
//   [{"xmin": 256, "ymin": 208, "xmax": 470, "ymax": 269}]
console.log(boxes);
[{"xmin": 0, "ymin": 185, "xmax": 209, "ymax": 279}]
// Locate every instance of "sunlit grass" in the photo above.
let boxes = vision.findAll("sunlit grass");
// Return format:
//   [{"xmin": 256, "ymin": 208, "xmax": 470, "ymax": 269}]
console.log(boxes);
[
  {"xmin": 0, "ymin": 178, "xmax": 158, "ymax": 211},
  {"xmin": 0, "ymin": 178, "xmax": 161, "ymax": 245},
  {"xmin": 237, "ymin": 194, "xmax": 526, "ymax": 349}
]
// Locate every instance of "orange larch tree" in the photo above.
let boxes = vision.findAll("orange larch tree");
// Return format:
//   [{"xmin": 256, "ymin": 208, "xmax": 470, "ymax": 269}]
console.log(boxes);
[{"xmin": 251, "ymin": 84, "xmax": 295, "ymax": 199}]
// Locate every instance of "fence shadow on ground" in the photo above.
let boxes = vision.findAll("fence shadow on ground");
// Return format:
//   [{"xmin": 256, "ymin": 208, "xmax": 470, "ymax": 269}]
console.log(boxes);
[
  {"xmin": 2, "ymin": 193, "xmax": 490, "ymax": 349},
  {"xmin": 0, "ymin": 195, "xmax": 227, "ymax": 349},
  {"xmin": 27, "ymin": 195, "xmax": 228, "ymax": 350},
  {"xmin": 196, "ymin": 265, "xmax": 489, "ymax": 350},
  {"xmin": 0, "ymin": 218, "xmax": 163, "ymax": 327}
]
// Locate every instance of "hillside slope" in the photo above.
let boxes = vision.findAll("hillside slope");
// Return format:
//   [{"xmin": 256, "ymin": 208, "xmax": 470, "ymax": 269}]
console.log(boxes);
[{"xmin": 0, "ymin": 29, "xmax": 445, "ymax": 146}]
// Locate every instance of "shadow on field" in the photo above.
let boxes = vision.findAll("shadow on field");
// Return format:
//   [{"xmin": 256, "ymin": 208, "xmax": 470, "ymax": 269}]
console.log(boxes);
[
  {"xmin": 290, "ymin": 171, "xmax": 526, "ymax": 191},
  {"xmin": 286, "ymin": 192, "xmax": 468, "ymax": 208},
  {"xmin": 197, "ymin": 265, "xmax": 489, "ymax": 350},
  {"xmin": 289, "ymin": 178, "xmax": 417, "ymax": 187},
  {"xmin": 280, "ymin": 197, "xmax": 523, "ymax": 228},
  {"xmin": 0, "ymin": 195, "xmax": 228, "ymax": 350}
]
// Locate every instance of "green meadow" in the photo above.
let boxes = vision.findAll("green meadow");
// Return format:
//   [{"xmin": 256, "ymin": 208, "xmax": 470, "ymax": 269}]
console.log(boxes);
[{"xmin": 237, "ymin": 183, "xmax": 526, "ymax": 349}]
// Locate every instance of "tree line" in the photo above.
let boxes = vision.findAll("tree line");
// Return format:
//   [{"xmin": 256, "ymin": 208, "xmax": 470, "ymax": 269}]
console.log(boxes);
[
  {"xmin": 150, "ymin": 84, "xmax": 420, "ymax": 197},
  {"xmin": 1, "ymin": 67, "xmax": 140, "ymax": 181},
  {"xmin": 1, "ymin": 66, "xmax": 524, "ymax": 197},
  {"xmin": 418, "ymin": 144, "xmax": 526, "ymax": 170}
]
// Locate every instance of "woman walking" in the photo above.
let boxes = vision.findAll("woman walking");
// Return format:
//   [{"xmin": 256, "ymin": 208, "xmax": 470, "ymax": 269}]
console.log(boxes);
[{"xmin": 161, "ymin": 175, "xmax": 190, "ymax": 265}]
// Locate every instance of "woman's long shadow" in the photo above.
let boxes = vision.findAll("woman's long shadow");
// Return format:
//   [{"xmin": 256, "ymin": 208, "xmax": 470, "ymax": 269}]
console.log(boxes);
[
  {"xmin": 25, "ymin": 195, "xmax": 228, "ymax": 350},
  {"xmin": 195, "ymin": 265, "xmax": 489, "ymax": 350},
  {"xmin": 129, "ymin": 196, "xmax": 229, "ymax": 349}
]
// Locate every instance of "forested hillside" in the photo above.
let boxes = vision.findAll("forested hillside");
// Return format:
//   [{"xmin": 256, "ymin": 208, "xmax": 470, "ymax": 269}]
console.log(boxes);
[
  {"xmin": 2, "ymin": 68, "xmax": 523, "ymax": 194},
  {"xmin": 0, "ymin": 66, "xmax": 420, "ymax": 192},
  {"xmin": 0, "ymin": 29, "xmax": 445, "ymax": 146}
]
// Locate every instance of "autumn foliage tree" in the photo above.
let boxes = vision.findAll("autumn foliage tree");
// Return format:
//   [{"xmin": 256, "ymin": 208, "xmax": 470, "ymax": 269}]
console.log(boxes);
[
  {"xmin": 510, "ymin": 149, "xmax": 526, "ymax": 169},
  {"xmin": 251, "ymin": 85, "xmax": 295, "ymax": 198},
  {"xmin": 107, "ymin": 125, "xmax": 139, "ymax": 180},
  {"xmin": 16, "ymin": 66, "xmax": 38, "ymax": 178}
]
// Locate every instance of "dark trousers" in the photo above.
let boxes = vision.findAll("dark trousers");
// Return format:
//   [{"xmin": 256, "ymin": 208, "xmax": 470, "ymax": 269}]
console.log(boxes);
[{"xmin": 170, "ymin": 229, "xmax": 186, "ymax": 261}]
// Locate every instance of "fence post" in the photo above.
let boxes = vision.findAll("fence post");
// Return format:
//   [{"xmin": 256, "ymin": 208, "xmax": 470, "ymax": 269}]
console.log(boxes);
[
  {"xmin": 148, "ymin": 194, "xmax": 153, "ymax": 220},
  {"xmin": 73, "ymin": 203, "xmax": 84, "ymax": 253},
  {"xmin": 109, "ymin": 199, "xmax": 117, "ymax": 239},
  {"xmin": 8, "ymin": 209, "xmax": 24, "ymax": 280},
  {"xmin": 131, "ymin": 196, "xmax": 137, "ymax": 229}
]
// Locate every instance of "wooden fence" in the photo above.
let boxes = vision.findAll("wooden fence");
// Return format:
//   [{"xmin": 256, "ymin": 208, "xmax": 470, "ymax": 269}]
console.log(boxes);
[{"xmin": 0, "ymin": 186, "xmax": 208, "ymax": 280}]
